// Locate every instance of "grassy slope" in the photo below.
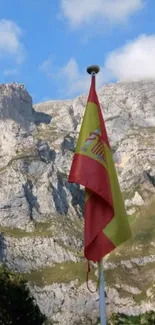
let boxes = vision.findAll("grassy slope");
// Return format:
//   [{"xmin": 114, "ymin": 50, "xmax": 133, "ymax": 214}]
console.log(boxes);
[
  {"xmin": 1, "ymin": 200, "xmax": 155, "ymax": 294},
  {"xmin": 24, "ymin": 261, "xmax": 96, "ymax": 287},
  {"xmin": 0, "ymin": 217, "xmax": 83, "ymax": 240},
  {"xmin": 104, "ymin": 199, "xmax": 155, "ymax": 303},
  {"xmin": 107, "ymin": 199, "xmax": 155, "ymax": 262}
]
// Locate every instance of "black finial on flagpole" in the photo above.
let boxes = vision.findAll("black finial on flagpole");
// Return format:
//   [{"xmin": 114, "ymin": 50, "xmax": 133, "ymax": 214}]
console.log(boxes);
[{"xmin": 87, "ymin": 65, "xmax": 100, "ymax": 74}]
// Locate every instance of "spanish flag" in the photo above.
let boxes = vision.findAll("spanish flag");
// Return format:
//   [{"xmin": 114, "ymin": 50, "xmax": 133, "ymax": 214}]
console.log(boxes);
[{"xmin": 68, "ymin": 74, "xmax": 132, "ymax": 263}]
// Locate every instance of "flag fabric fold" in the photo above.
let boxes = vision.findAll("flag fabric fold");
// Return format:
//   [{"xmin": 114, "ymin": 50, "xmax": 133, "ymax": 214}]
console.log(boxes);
[{"xmin": 68, "ymin": 74, "xmax": 132, "ymax": 263}]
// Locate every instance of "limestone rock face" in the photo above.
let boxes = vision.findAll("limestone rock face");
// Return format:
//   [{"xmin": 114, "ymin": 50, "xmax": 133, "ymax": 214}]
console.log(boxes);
[
  {"xmin": 0, "ymin": 81, "xmax": 155, "ymax": 323},
  {"xmin": 30, "ymin": 281, "xmax": 99, "ymax": 325}
]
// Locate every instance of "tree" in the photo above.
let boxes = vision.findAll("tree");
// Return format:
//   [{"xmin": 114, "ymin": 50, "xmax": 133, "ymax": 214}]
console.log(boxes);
[{"xmin": 0, "ymin": 265, "xmax": 46, "ymax": 325}]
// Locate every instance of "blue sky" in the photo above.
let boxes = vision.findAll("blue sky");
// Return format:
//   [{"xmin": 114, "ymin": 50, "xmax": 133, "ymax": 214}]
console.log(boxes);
[{"xmin": 0, "ymin": 0, "xmax": 155, "ymax": 103}]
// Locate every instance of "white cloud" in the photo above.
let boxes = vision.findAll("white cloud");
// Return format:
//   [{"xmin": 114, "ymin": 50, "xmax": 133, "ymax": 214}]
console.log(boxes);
[
  {"xmin": 57, "ymin": 58, "xmax": 105, "ymax": 96},
  {"xmin": 39, "ymin": 57, "xmax": 104, "ymax": 97},
  {"xmin": 60, "ymin": 0, "xmax": 144, "ymax": 27},
  {"xmin": 3, "ymin": 68, "xmax": 19, "ymax": 76},
  {"xmin": 39, "ymin": 58, "xmax": 53, "ymax": 75},
  {"xmin": 104, "ymin": 34, "xmax": 155, "ymax": 82},
  {"xmin": 40, "ymin": 34, "xmax": 155, "ymax": 97},
  {"xmin": 0, "ymin": 19, "xmax": 25, "ymax": 63}
]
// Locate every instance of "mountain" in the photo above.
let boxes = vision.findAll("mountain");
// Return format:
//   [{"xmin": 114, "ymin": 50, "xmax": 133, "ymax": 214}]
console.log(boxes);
[{"xmin": 0, "ymin": 81, "xmax": 155, "ymax": 324}]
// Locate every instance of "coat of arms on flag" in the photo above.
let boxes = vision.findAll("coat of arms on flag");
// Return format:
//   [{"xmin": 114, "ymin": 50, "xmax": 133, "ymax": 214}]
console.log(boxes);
[{"xmin": 81, "ymin": 128, "xmax": 105, "ymax": 163}]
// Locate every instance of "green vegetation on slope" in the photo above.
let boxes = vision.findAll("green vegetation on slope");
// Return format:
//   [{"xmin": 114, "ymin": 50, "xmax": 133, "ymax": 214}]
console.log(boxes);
[
  {"xmin": 0, "ymin": 221, "xmax": 54, "ymax": 238},
  {"xmin": 0, "ymin": 216, "xmax": 83, "ymax": 240},
  {"xmin": 24, "ymin": 261, "xmax": 96, "ymax": 287},
  {"xmin": 107, "ymin": 198, "xmax": 155, "ymax": 262},
  {"xmin": 34, "ymin": 125, "xmax": 66, "ymax": 145},
  {"xmin": 104, "ymin": 198, "xmax": 155, "ymax": 304},
  {"xmin": 107, "ymin": 311, "xmax": 155, "ymax": 324},
  {"xmin": 0, "ymin": 265, "xmax": 46, "ymax": 324},
  {"xmin": 105, "ymin": 261, "xmax": 155, "ymax": 303}
]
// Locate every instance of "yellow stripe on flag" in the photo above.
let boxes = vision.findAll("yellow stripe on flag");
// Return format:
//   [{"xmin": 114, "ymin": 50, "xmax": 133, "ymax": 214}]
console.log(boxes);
[{"xmin": 103, "ymin": 144, "xmax": 132, "ymax": 246}]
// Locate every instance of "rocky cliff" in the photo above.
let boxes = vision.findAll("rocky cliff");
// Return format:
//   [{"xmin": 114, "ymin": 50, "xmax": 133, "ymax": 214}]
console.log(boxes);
[{"xmin": 0, "ymin": 81, "xmax": 155, "ymax": 324}]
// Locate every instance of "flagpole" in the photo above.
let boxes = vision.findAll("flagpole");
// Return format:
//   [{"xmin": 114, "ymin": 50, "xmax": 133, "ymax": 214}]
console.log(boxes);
[
  {"xmin": 87, "ymin": 65, "xmax": 107, "ymax": 325},
  {"xmin": 99, "ymin": 259, "xmax": 107, "ymax": 325}
]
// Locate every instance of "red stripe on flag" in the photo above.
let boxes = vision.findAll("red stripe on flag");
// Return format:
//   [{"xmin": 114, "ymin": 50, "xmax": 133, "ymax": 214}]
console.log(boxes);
[
  {"xmin": 84, "ymin": 192, "xmax": 115, "ymax": 262},
  {"xmin": 68, "ymin": 153, "xmax": 113, "ymax": 207},
  {"xmin": 87, "ymin": 76, "xmax": 110, "ymax": 148}
]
